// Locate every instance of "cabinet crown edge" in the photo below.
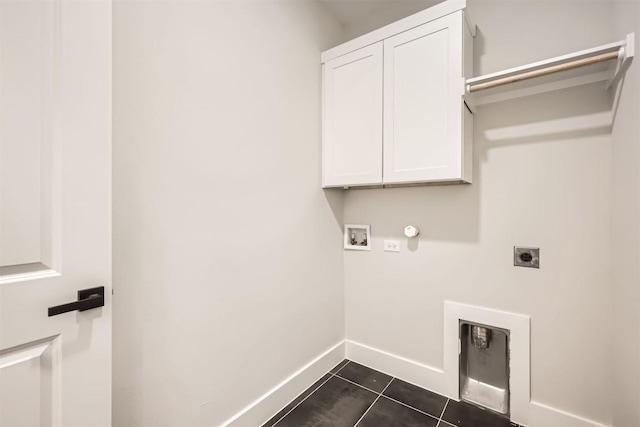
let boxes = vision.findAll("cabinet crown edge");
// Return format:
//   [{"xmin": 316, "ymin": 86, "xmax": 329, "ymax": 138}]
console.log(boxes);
[{"xmin": 321, "ymin": 0, "xmax": 473, "ymax": 64}]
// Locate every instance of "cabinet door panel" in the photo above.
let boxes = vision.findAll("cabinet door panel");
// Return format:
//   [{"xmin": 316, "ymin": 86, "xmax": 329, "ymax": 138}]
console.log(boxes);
[
  {"xmin": 323, "ymin": 43, "xmax": 383, "ymax": 187},
  {"xmin": 384, "ymin": 14, "xmax": 463, "ymax": 183}
]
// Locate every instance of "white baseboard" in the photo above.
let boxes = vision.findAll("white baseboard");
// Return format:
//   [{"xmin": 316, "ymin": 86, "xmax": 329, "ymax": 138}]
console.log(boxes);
[
  {"xmin": 220, "ymin": 341, "xmax": 346, "ymax": 427},
  {"xmin": 345, "ymin": 340, "xmax": 445, "ymax": 396},
  {"xmin": 530, "ymin": 401, "xmax": 610, "ymax": 427},
  {"xmin": 345, "ymin": 339, "xmax": 610, "ymax": 427}
]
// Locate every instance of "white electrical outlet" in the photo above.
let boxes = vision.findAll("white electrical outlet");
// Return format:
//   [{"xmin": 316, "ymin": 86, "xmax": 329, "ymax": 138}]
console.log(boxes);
[{"xmin": 384, "ymin": 240, "xmax": 400, "ymax": 252}]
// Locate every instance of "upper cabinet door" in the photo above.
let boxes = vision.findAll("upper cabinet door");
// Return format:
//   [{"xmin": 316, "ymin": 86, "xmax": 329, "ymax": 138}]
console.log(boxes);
[
  {"xmin": 323, "ymin": 43, "xmax": 383, "ymax": 188},
  {"xmin": 383, "ymin": 13, "xmax": 464, "ymax": 184}
]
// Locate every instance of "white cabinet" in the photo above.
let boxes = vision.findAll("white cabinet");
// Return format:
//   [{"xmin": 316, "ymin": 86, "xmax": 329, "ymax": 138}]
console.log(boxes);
[
  {"xmin": 322, "ymin": 43, "xmax": 383, "ymax": 187},
  {"xmin": 384, "ymin": 13, "xmax": 472, "ymax": 184},
  {"xmin": 321, "ymin": 6, "xmax": 474, "ymax": 188}
]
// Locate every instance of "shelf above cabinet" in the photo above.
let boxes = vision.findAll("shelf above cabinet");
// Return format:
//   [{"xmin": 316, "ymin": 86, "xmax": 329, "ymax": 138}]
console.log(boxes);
[{"xmin": 464, "ymin": 33, "xmax": 635, "ymax": 108}]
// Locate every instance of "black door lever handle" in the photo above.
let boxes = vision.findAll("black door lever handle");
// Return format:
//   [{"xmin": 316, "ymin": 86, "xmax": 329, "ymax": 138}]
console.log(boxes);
[{"xmin": 48, "ymin": 286, "xmax": 105, "ymax": 317}]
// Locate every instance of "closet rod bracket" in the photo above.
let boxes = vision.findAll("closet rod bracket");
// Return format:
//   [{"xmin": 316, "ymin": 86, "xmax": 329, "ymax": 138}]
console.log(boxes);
[{"xmin": 606, "ymin": 33, "xmax": 635, "ymax": 90}]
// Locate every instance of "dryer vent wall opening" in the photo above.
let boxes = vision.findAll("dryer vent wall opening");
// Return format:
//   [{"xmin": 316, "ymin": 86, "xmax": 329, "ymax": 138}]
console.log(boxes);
[{"xmin": 459, "ymin": 321, "xmax": 510, "ymax": 416}]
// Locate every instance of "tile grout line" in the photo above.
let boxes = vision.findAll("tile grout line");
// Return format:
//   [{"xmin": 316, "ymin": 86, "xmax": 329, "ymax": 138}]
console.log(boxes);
[
  {"xmin": 377, "ymin": 394, "xmax": 441, "ymax": 422},
  {"xmin": 270, "ymin": 360, "xmax": 350, "ymax": 427},
  {"xmin": 272, "ymin": 361, "xmax": 452, "ymax": 427},
  {"xmin": 439, "ymin": 399, "xmax": 450, "ymax": 419},
  {"xmin": 334, "ymin": 360, "xmax": 351, "ymax": 375},
  {"xmin": 271, "ymin": 361, "xmax": 514, "ymax": 427},
  {"xmin": 352, "ymin": 378, "xmax": 394, "ymax": 427},
  {"xmin": 334, "ymin": 374, "xmax": 383, "ymax": 396},
  {"xmin": 436, "ymin": 399, "xmax": 450, "ymax": 427},
  {"xmin": 270, "ymin": 373, "xmax": 335, "ymax": 427},
  {"xmin": 335, "ymin": 372, "xmax": 442, "ymax": 423}
]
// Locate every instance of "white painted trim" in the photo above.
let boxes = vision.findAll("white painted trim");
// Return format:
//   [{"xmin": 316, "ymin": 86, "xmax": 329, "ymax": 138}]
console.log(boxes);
[
  {"xmin": 49, "ymin": 334, "xmax": 62, "ymax": 427},
  {"xmin": 48, "ymin": 0, "xmax": 64, "ymax": 275},
  {"xmin": 0, "ymin": 341, "xmax": 51, "ymax": 369},
  {"xmin": 466, "ymin": 39, "xmax": 625, "ymax": 86},
  {"xmin": 462, "ymin": 10, "xmax": 476, "ymax": 38},
  {"xmin": 606, "ymin": 34, "xmax": 635, "ymax": 90},
  {"xmin": 444, "ymin": 301, "xmax": 530, "ymax": 425},
  {"xmin": 465, "ymin": 34, "xmax": 634, "ymax": 105},
  {"xmin": 220, "ymin": 341, "xmax": 346, "ymax": 427},
  {"xmin": 530, "ymin": 401, "xmax": 611, "ymax": 427},
  {"xmin": 346, "ymin": 340, "xmax": 445, "ymax": 396},
  {"xmin": 0, "ymin": 269, "xmax": 61, "ymax": 286},
  {"xmin": 321, "ymin": 0, "xmax": 467, "ymax": 63},
  {"xmin": 0, "ymin": 335, "xmax": 62, "ymax": 426}
]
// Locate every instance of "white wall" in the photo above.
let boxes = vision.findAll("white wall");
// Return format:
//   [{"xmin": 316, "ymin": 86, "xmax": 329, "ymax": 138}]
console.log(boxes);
[
  {"xmin": 340, "ymin": 0, "xmax": 442, "ymax": 40},
  {"xmin": 112, "ymin": 1, "xmax": 344, "ymax": 425},
  {"xmin": 113, "ymin": 0, "xmax": 639, "ymax": 424},
  {"xmin": 611, "ymin": 2, "xmax": 640, "ymax": 426},
  {"xmin": 343, "ymin": 1, "xmax": 618, "ymax": 424}
]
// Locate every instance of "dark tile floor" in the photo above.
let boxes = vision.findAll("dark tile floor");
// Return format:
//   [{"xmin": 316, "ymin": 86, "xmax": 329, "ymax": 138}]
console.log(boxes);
[{"xmin": 263, "ymin": 360, "xmax": 522, "ymax": 427}]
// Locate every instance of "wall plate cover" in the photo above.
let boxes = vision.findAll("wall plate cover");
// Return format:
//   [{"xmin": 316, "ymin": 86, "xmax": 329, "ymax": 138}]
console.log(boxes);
[
  {"xmin": 514, "ymin": 247, "xmax": 539, "ymax": 268},
  {"xmin": 384, "ymin": 240, "xmax": 400, "ymax": 252}
]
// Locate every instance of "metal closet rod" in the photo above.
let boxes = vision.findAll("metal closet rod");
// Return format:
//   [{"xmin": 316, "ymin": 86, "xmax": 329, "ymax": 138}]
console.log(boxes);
[{"xmin": 467, "ymin": 50, "xmax": 620, "ymax": 93}]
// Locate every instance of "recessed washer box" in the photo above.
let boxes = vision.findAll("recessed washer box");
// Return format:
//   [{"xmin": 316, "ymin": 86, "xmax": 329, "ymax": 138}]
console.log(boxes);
[{"xmin": 344, "ymin": 224, "xmax": 371, "ymax": 251}]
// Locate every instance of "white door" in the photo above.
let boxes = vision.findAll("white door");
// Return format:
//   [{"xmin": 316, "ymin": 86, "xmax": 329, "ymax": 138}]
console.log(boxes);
[
  {"xmin": 322, "ymin": 42, "xmax": 383, "ymax": 188},
  {"xmin": 0, "ymin": 0, "xmax": 112, "ymax": 425},
  {"xmin": 383, "ymin": 13, "xmax": 464, "ymax": 184}
]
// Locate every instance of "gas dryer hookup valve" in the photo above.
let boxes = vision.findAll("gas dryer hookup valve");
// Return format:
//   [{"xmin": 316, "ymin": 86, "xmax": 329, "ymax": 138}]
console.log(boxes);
[{"xmin": 404, "ymin": 225, "xmax": 420, "ymax": 238}]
